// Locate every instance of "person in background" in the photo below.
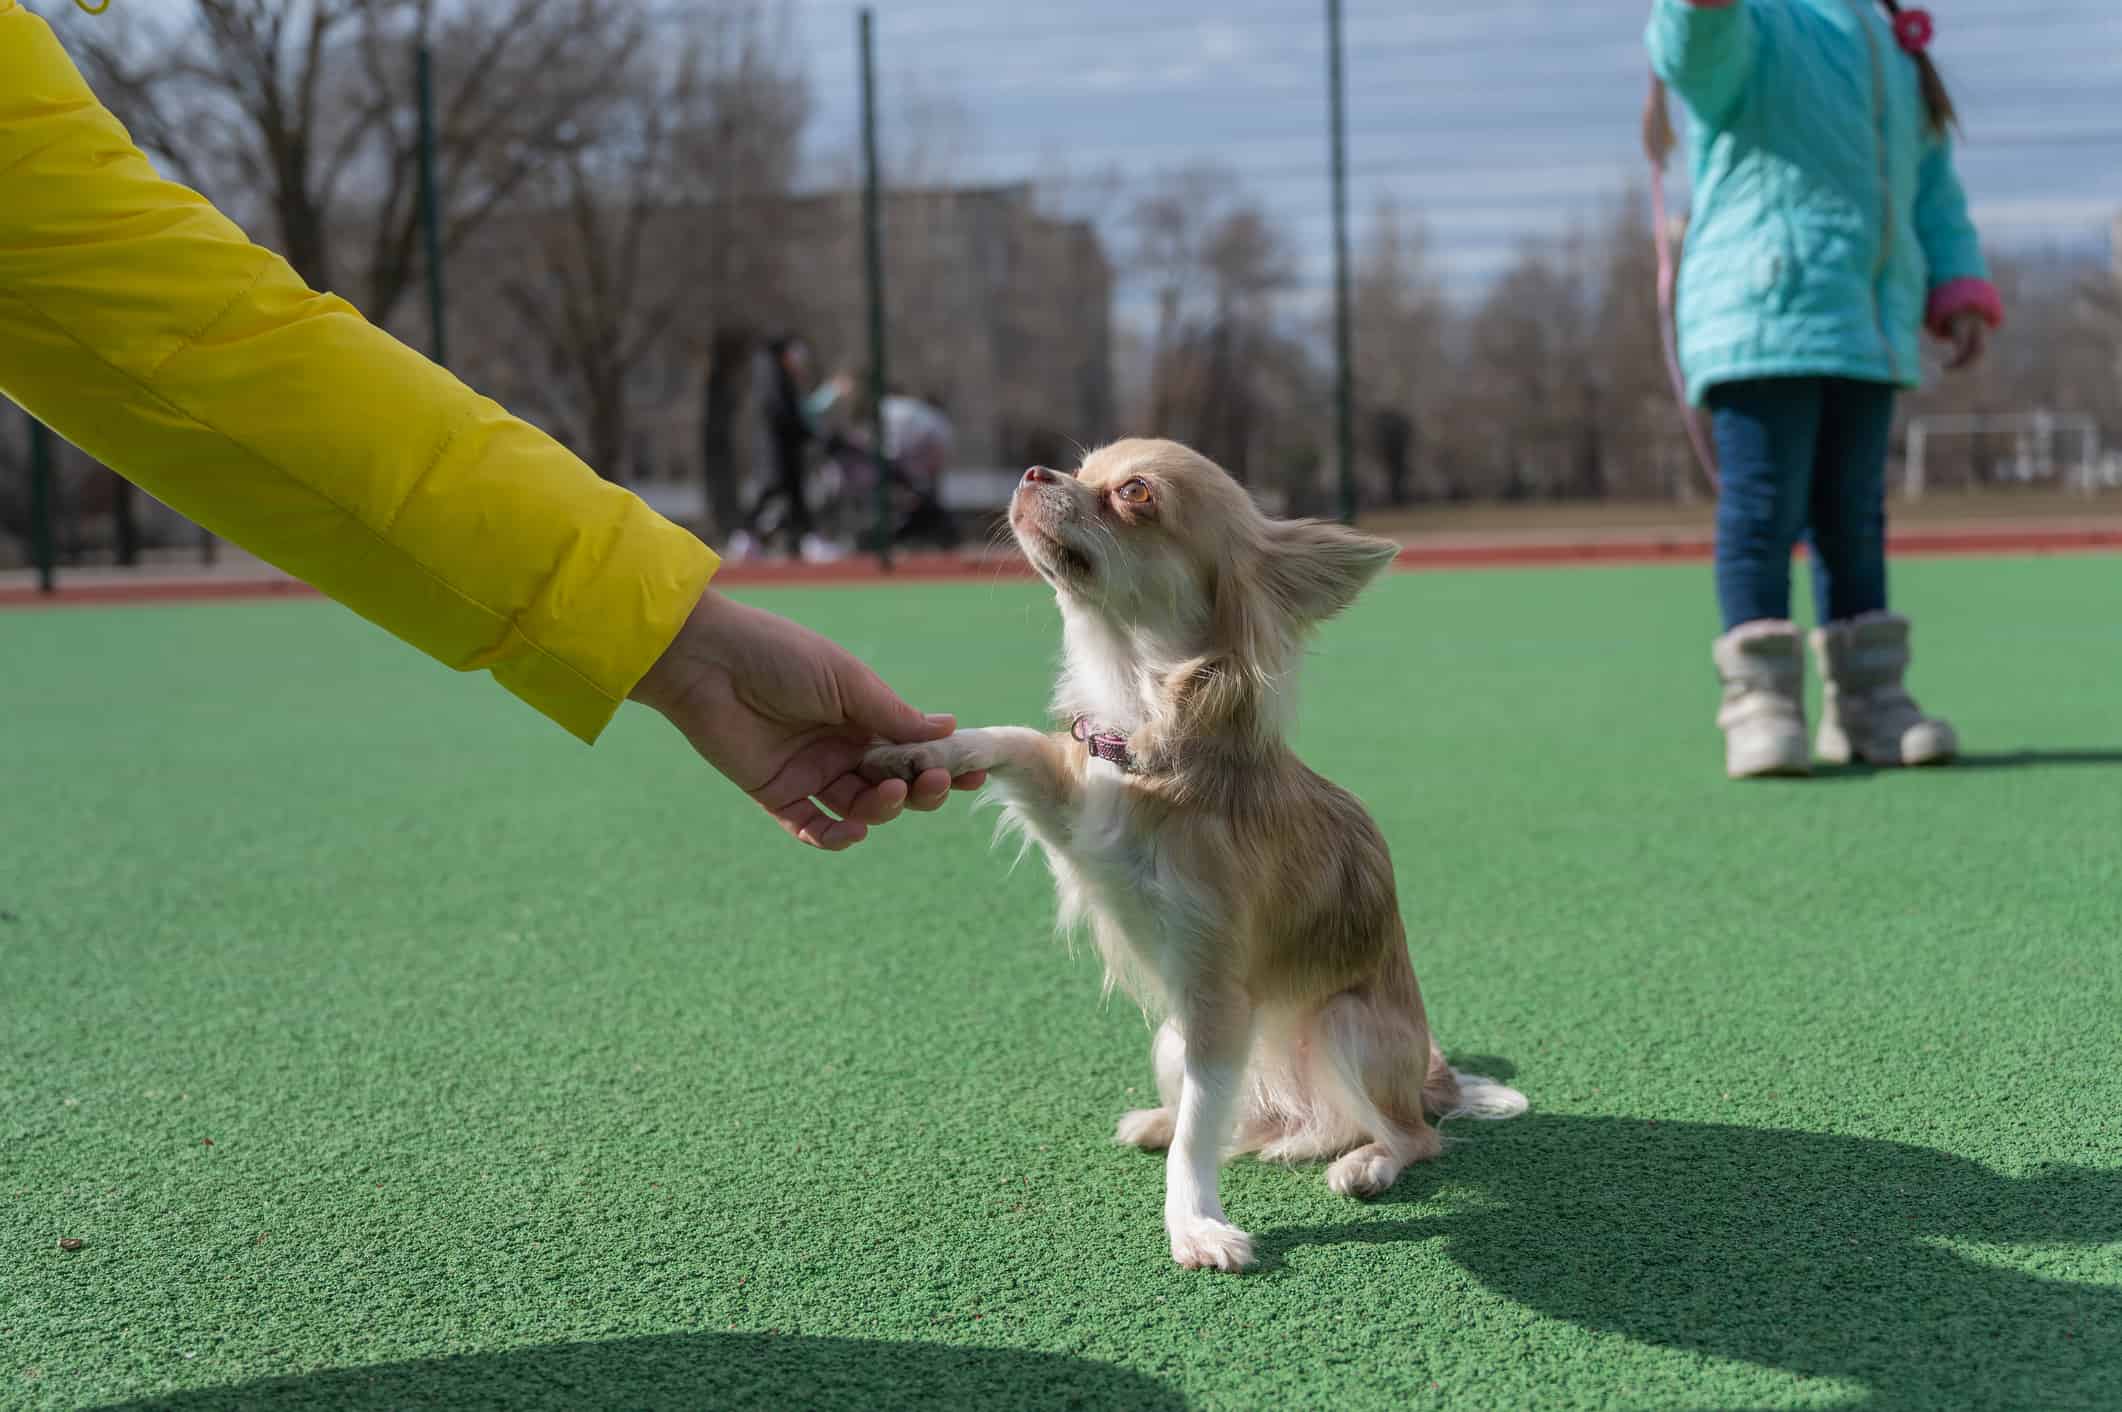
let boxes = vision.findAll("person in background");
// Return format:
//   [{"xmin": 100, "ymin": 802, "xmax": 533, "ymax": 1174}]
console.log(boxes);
[
  {"xmin": 882, "ymin": 390, "xmax": 954, "ymax": 486},
  {"xmin": 877, "ymin": 388, "xmax": 961, "ymax": 550},
  {"xmin": 0, "ymin": 2, "xmax": 981, "ymax": 849},
  {"xmin": 728, "ymin": 336, "xmax": 848, "ymax": 564},
  {"xmin": 1645, "ymin": 0, "xmax": 2001, "ymax": 778}
]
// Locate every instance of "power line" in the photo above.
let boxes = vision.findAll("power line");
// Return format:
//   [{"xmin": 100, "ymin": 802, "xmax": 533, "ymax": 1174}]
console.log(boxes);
[
  {"xmin": 798, "ymin": 17, "xmax": 1631, "ymax": 56},
  {"xmin": 806, "ymin": 77, "xmax": 2122, "ymax": 138},
  {"xmin": 779, "ymin": 0, "xmax": 2110, "ymax": 49},
  {"xmin": 974, "ymin": 124, "xmax": 2122, "ymax": 188},
  {"xmin": 794, "ymin": 18, "xmax": 2116, "ymax": 65}
]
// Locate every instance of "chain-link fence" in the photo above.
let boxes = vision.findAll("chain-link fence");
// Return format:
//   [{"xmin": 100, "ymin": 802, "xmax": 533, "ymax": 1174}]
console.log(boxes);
[{"xmin": 5, "ymin": 0, "xmax": 2120, "ymax": 589}]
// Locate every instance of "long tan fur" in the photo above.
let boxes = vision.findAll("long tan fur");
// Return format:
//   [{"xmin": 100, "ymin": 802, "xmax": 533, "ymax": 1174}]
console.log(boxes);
[{"xmin": 863, "ymin": 438, "xmax": 1524, "ymax": 1272}]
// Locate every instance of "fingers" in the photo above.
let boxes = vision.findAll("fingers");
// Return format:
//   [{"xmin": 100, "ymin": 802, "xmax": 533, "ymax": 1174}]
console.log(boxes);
[
  {"xmin": 905, "ymin": 768, "xmax": 988, "ymax": 811},
  {"xmin": 1959, "ymin": 327, "xmax": 1986, "ymax": 370},
  {"xmin": 754, "ymin": 738, "xmax": 979, "ymax": 852},
  {"xmin": 1944, "ymin": 315, "xmax": 1986, "ymax": 371},
  {"xmin": 768, "ymin": 770, "xmax": 974, "ymax": 846},
  {"xmin": 815, "ymin": 770, "xmax": 910, "ymax": 825},
  {"xmin": 906, "ymin": 767, "xmax": 952, "ymax": 811},
  {"xmin": 769, "ymin": 796, "xmax": 870, "ymax": 852}
]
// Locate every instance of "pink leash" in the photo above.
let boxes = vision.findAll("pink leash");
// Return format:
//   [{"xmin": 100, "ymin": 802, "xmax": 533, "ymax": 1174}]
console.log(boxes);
[{"xmin": 1646, "ymin": 77, "xmax": 1721, "ymax": 495}]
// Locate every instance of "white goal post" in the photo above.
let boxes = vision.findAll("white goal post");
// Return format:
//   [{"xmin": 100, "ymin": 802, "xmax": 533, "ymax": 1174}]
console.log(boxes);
[{"xmin": 1903, "ymin": 410, "xmax": 2106, "ymax": 498}]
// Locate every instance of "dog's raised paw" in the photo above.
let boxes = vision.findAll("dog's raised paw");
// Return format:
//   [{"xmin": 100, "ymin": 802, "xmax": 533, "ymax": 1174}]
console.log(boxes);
[
  {"xmin": 1114, "ymin": 1107, "xmax": 1174, "ymax": 1150},
  {"xmin": 1169, "ymin": 1218, "xmax": 1254, "ymax": 1273},
  {"xmin": 860, "ymin": 742, "xmax": 949, "ymax": 784}
]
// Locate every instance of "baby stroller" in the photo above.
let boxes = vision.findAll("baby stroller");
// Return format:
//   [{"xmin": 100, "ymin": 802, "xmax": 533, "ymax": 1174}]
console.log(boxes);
[{"xmin": 820, "ymin": 431, "xmax": 962, "ymax": 552}]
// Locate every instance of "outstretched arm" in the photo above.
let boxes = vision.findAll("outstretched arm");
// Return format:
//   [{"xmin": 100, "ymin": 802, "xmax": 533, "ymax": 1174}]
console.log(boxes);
[
  {"xmin": 0, "ymin": 2, "xmax": 698, "ymax": 743},
  {"xmin": 1644, "ymin": 0, "xmax": 1759, "ymax": 129}
]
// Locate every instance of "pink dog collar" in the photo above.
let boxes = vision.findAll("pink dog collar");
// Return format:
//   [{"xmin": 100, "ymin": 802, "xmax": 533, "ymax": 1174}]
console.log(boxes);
[{"xmin": 1071, "ymin": 716, "xmax": 1135, "ymax": 770}]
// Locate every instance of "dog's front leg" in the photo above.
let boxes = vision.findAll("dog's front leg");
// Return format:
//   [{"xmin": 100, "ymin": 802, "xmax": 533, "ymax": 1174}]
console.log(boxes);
[
  {"xmin": 1163, "ymin": 991, "xmax": 1255, "ymax": 1272},
  {"xmin": 862, "ymin": 728, "xmax": 1077, "ymax": 836}
]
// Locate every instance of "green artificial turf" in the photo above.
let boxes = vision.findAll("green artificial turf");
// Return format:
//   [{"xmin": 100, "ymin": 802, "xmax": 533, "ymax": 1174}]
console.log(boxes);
[{"xmin": 5, "ymin": 556, "xmax": 2121, "ymax": 1411}]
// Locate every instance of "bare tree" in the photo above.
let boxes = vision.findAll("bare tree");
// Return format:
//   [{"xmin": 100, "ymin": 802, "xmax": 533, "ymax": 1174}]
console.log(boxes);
[
  {"xmin": 63, "ymin": 0, "xmax": 638, "ymax": 329},
  {"xmin": 686, "ymin": 8, "xmax": 809, "ymax": 531},
  {"xmin": 489, "ymin": 51, "xmax": 689, "ymax": 479},
  {"xmin": 777, "ymin": 86, "xmax": 1116, "ymax": 479},
  {"xmin": 1589, "ymin": 188, "xmax": 1698, "ymax": 500},
  {"xmin": 1191, "ymin": 205, "xmax": 1294, "ymax": 483},
  {"xmin": 1124, "ymin": 165, "xmax": 1302, "ymax": 483},
  {"xmin": 1128, "ymin": 161, "xmax": 1241, "ymax": 429},
  {"xmin": 1353, "ymin": 200, "xmax": 1449, "ymax": 502},
  {"xmin": 1438, "ymin": 234, "xmax": 1586, "ymax": 500},
  {"xmin": 452, "ymin": 5, "xmax": 807, "ymax": 488}
]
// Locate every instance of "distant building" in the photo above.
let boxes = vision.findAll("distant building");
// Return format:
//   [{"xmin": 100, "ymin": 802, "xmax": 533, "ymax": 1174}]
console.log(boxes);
[
  {"xmin": 775, "ymin": 181, "xmax": 1116, "ymax": 470},
  {"xmin": 456, "ymin": 181, "xmax": 1113, "ymax": 506}
]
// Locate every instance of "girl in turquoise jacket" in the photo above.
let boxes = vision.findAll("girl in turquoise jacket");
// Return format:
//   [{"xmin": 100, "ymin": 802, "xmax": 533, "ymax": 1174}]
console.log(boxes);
[{"xmin": 1645, "ymin": 0, "xmax": 2002, "ymax": 779}]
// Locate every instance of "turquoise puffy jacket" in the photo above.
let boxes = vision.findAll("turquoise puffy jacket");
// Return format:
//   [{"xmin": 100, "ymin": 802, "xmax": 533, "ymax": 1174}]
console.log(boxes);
[{"xmin": 1646, "ymin": 0, "xmax": 2002, "ymax": 405}]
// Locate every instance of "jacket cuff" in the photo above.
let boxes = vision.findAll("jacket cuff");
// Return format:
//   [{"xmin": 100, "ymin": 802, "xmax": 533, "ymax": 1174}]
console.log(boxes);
[
  {"xmin": 491, "ymin": 510, "xmax": 719, "ymax": 745},
  {"xmin": 1925, "ymin": 277, "xmax": 2004, "ymax": 337}
]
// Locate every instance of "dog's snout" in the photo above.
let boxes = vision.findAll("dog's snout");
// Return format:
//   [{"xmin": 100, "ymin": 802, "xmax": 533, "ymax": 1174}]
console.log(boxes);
[{"xmin": 1022, "ymin": 465, "xmax": 1057, "ymax": 487}]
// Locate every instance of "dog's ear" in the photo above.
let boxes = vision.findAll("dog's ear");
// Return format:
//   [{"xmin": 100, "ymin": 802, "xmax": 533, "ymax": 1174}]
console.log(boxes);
[
  {"xmin": 1204, "ymin": 520, "xmax": 1396, "ymax": 688},
  {"xmin": 1260, "ymin": 520, "xmax": 1400, "ymax": 624}
]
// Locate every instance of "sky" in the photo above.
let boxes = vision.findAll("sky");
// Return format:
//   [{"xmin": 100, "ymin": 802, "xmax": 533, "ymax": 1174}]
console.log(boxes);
[{"xmin": 784, "ymin": 0, "xmax": 2122, "ymax": 299}]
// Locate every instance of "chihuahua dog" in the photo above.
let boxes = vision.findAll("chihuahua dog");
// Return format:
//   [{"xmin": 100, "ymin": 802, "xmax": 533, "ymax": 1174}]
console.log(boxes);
[{"xmin": 862, "ymin": 439, "xmax": 1524, "ymax": 1272}]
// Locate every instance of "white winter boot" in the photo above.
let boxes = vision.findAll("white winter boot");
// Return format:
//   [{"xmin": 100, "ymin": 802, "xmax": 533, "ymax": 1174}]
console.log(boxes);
[
  {"xmin": 1811, "ymin": 612, "xmax": 1957, "ymax": 766},
  {"xmin": 1712, "ymin": 620, "xmax": 1812, "ymax": 779}
]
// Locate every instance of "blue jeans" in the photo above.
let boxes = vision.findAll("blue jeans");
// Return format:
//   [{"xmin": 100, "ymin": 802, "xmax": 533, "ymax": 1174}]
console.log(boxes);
[{"xmin": 1708, "ymin": 376, "xmax": 1895, "ymax": 631}]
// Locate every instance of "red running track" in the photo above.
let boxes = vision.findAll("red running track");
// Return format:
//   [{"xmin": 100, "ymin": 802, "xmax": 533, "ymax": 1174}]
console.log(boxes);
[{"xmin": 4, "ymin": 524, "xmax": 2118, "ymax": 609}]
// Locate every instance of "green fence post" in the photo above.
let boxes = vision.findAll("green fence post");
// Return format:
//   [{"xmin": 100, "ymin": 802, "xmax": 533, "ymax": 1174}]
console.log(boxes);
[
  {"xmin": 416, "ymin": 42, "xmax": 449, "ymax": 369},
  {"xmin": 1326, "ymin": 0, "xmax": 1356, "ymax": 524},
  {"xmin": 27, "ymin": 414, "xmax": 55, "ymax": 595},
  {"xmin": 859, "ymin": 8, "xmax": 892, "ymax": 572}
]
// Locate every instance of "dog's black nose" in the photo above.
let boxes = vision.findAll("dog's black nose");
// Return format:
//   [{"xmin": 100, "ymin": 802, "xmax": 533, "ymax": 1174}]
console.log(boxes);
[{"xmin": 1022, "ymin": 465, "xmax": 1056, "ymax": 486}]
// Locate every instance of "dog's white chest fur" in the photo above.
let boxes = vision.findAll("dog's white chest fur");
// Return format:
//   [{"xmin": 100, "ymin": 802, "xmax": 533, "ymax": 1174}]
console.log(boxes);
[
  {"xmin": 1069, "ymin": 758, "xmax": 1138, "ymax": 865},
  {"xmin": 1011, "ymin": 759, "xmax": 1205, "ymax": 1006}
]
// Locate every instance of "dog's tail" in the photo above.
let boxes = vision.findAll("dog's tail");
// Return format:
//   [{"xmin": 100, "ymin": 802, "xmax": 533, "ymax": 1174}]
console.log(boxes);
[{"xmin": 1425, "ymin": 1043, "xmax": 1528, "ymax": 1120}]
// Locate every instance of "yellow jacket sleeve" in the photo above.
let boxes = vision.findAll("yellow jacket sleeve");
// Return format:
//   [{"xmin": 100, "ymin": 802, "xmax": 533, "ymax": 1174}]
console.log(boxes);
[{"xmin": 0, "ymin": 2, "xmax": 716, "ymax": 743}]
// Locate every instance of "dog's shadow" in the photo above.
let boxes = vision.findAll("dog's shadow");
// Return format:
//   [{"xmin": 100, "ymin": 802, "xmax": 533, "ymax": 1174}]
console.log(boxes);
[{"xmin": 1259, "ymin": 1110, "xmax": 2122, "ymax": 1411}]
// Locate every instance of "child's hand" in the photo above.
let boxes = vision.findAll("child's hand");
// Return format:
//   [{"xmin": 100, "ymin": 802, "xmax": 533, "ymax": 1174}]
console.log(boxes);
[{"xmin": 1943, "ymin": 311, "xmax": 1988, "ymax": 371}]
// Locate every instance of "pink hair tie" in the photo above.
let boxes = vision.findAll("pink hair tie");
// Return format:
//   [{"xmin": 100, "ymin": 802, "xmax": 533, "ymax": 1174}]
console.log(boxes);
[{"xmin": 1893, "ymin": 7, "xmax": 1935, "ymax": 54}]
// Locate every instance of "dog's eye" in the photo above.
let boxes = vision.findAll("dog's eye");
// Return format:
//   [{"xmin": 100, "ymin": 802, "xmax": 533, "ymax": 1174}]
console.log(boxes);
[{"xmin": 1114, "ymin": 478, "xmax": 1152, "ymax": 506}]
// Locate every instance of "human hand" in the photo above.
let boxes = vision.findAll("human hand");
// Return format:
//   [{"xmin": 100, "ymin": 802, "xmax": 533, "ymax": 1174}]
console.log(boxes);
[
  {"xmin": 629, "ymin": 589, "xmax": 986, "ymax": 850},
  {"xmin": 1943, "ymin": 311, "xmax": 1988, "ymax": 371}
]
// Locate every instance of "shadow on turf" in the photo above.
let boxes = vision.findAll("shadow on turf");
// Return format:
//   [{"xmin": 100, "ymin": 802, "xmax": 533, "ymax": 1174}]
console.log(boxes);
[
  {"xmin": 1445, "ymin": 1053, "xmax": 1518, "ymax": 1081},
  {"xmin": 1950, "ymin": 747, "xmax": 2122, "ymax": 770},
  {"xmin": 1260, "ymin": 1113, "xmax": 2121, "ymax": 1411},
  {"xmin": 92, "ymin": 1333, "xmax": 1181, "ymax": 1412},
  {"xmin": 1812, "ymin": 747, "xmax": 2122, "ymax": 781}
]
